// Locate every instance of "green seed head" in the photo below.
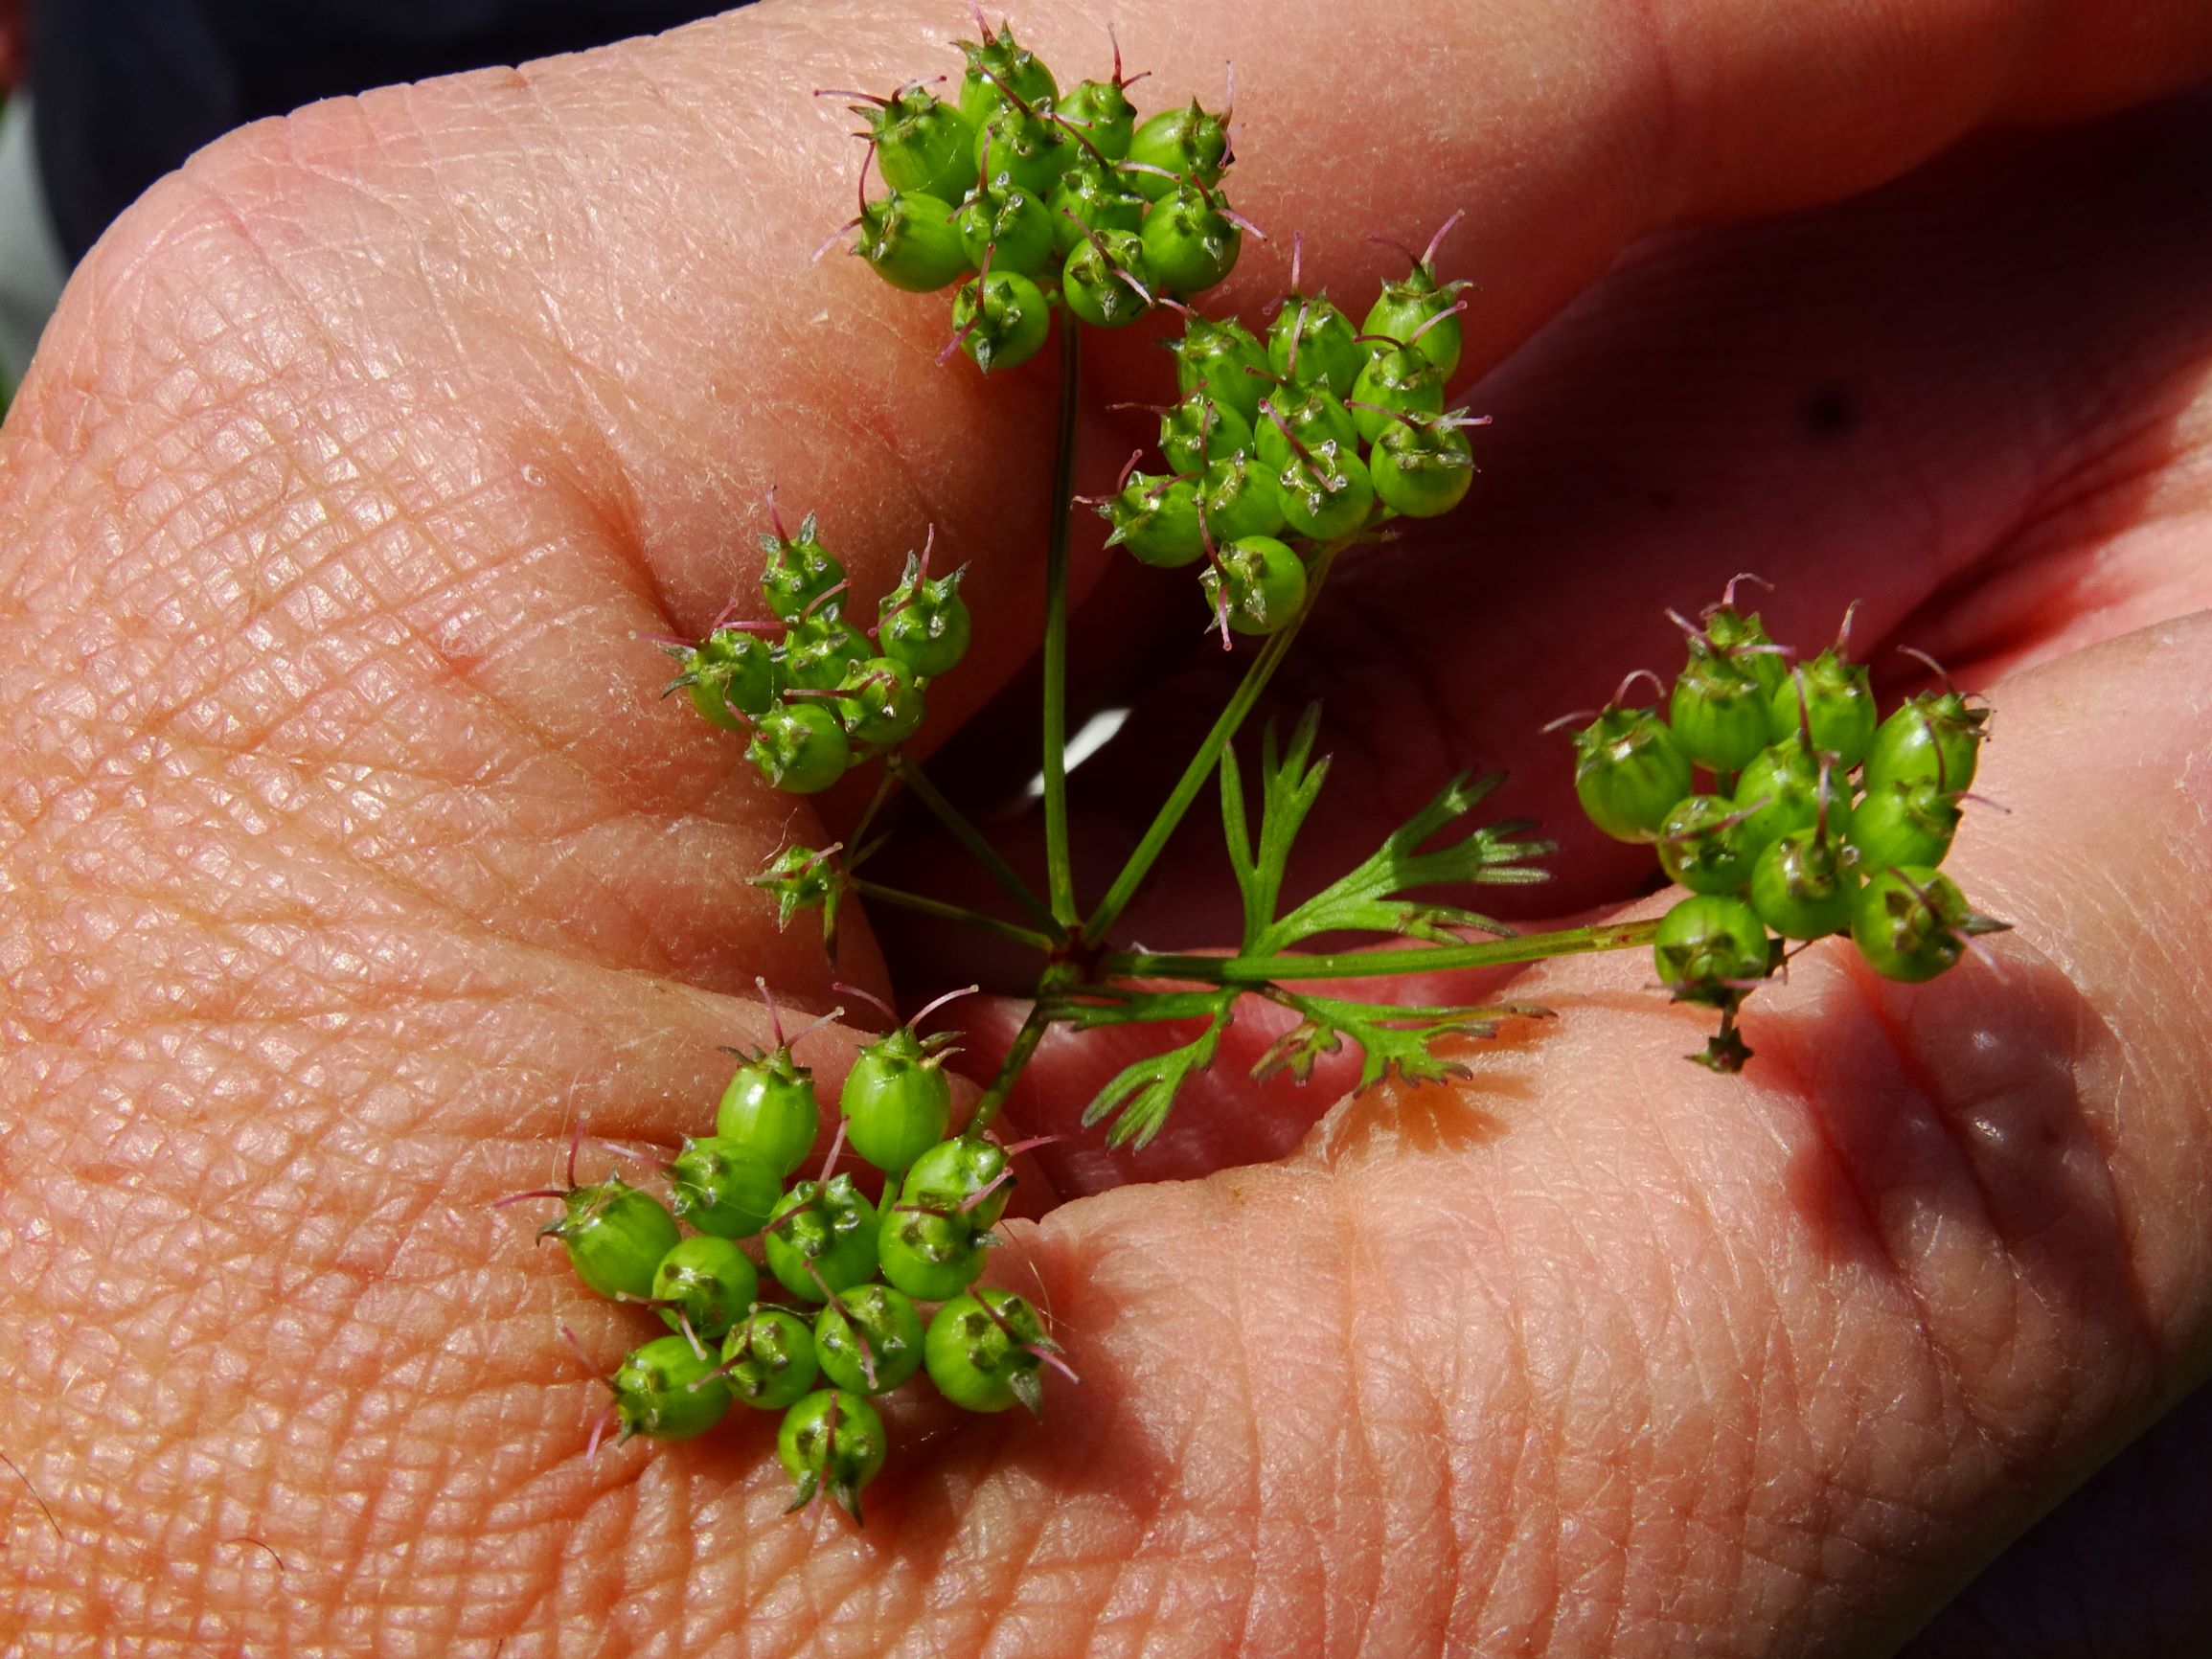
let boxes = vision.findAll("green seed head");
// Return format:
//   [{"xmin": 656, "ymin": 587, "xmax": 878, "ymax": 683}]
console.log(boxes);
[
  {"xmin": 1349, "ymin": 344, "xmax": 1447, "ymax": 444},
  {"xmin": 1361, "ymin": 265, "xmax": 1469, "ymax": 377},
  {"xmin": 760, "ymin": 511, "xmax": 847, "ymax": 622},
  {"xmin": 970, "ymin": 97, "xmax": 1072, "ymax": 197},
  {"xmin": 879, "ymin": 1199, "xmax": 989, "ymax": 1302},
  {"xmin": 781, "ymin": 612, "xmax": 873, "ymax": 691},
  {"xmin": 1254, "ymin": 384, "xmax": 1358, "ymax": 477},
  {"xmin": 1770, "ymin": 652, "xmax": 1877, "ymax": 768},
  {"xmin": 673, "ymin": 628, "xmax": 784, "ymax": 729},
  {"xmin": 1699, "ymin": 599, "xmax": 1788, "ymax": 697},
  {"xmin": 1159, "ymin": 392, "xmax": 1256, "ymax": 475},
  {"xmin": 902, "ymin": 1135, "xmax": 1016, "ymax": 1228},
  {"xmin": 1733, "ymin": 741, "xmax": 1853, "ymax": 855},
  {"xmin": 1848, "ymin": 777, "xmax": 1962, "ymax": 872},
  {"xmin": 1274, "ymin": 442, "xmax": 1374, "ymax": 540},
  {"xmin": 1671, "ymin": 652, "xmax": 1773, "ymax": 773}
]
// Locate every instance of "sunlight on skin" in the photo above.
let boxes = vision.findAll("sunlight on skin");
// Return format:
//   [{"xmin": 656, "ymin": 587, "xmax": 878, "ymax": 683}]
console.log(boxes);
[{"xmin": 4, "ymin": 0, "xmax": 2212, "ymax": 1650}]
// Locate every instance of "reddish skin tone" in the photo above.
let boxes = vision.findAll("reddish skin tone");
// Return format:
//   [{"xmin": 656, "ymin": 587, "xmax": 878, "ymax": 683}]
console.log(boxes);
[{"xmin": 5, "ymin": 1, "xmax": 2212, "ymax": 1652}]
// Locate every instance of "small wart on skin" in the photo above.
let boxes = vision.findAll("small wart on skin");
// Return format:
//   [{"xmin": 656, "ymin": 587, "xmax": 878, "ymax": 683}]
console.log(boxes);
[{"xmin": 1799, "ymin": 383, "xmax": 1860, "ymax": 442}]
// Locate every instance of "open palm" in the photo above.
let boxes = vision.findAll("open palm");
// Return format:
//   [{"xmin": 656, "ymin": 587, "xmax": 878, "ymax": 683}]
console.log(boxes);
[{"xmin": 6, "ymin": 1, "xmax": 2212, "ymax": 1652}]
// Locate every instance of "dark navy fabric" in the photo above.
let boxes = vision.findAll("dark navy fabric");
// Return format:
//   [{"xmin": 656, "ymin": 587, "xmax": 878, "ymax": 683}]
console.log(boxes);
[{"xmin": 30, "ymin": 0, "xmax": 743, "ymax": 262}]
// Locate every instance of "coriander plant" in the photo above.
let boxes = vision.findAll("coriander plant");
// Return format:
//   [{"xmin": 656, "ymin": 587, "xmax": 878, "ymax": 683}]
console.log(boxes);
[{"xmin": 503, "ymin": 12, "xmax": 2004, "ymax": 1522}]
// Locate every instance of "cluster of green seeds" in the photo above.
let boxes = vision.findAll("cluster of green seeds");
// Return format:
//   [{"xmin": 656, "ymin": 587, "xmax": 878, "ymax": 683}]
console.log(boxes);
[
  {"xmin": 657, "ymin": 501, "xmax": 970, "ymax": 796},
  {"xmin": 502, "ymin": 984, "xmax": 1067, "ymax": 1522},
  {"xmin": 1563, "ymin": 579, "xmax": 2005, "ymax": 1066},
  {"xmin": 1096, "ymin": 224, "xmax": 1485, "ymax": 640},
  {"xmin": 827, "ymin": 18, "xmax": 1249, "ymax": 367}
]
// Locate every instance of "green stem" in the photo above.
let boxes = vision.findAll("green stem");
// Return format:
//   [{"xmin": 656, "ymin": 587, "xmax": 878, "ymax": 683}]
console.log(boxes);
[
  {"xmin": 1101, "ymin": 916, "xmax": 1661, "ymax": 985},
  {"xmin": 883, "ymin": 749, "xmax": 1059, "ymax": 934},
  {"xmin": 843, "ymin": 769, "xmax": 900, "ymax": 871},
  {"xmin": 1081, "ymin": 538, "xmax": 1347, "ymax": 947},
  {"xmin": 851, "ymin": 878, "xmax": 1058, "ymax": 952},
  {"xmin": 1040, "ymin": 319, "xmax": 1082, "ymax": 927},
  {"xmin": 966, "ymin": 999, "xmax": 1057, "ymax": 1137}
]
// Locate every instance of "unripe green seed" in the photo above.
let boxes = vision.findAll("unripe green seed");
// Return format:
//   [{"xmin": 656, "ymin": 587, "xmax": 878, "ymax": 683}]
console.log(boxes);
[
  {"xmin": 902, "ymin": 1135, "xmax": 1017, "ymax": 1229},
  {"xmin": 1167, "ymin": 315, "xmax": 1269, "ymax": 424},
  {"xmin": 1733, "ymin": 741, "xmax": 1854, "ymax": 855},
  {"xmin": 1139, "ymin": 180, "xmax": 1243, "ymax": 295},
  {"xmin": 1671, "ymin": 653, "xmax": 1773, "ymax": 773},
  {"xmin": 542, "ymin": 1178, "xmax": 683, "ymax": 1303},
  {"xmin": 840, "ymin": 1026, "xmax": 954, "ymax": 1173},
  {"xmin": 877, "ymin": 555, "xmax": 972, "ymax": 678},
  {"xmin": 1770, "ymin": 653, "xmax": 1877, "ymax": 768},
  {"xmin": 1062, "ymin": 229, "xmax": 1154, "ymax": 328},
  {"xmin": 1058, "ymin": 77, "xmax": 1137, "ymax": 161},
  {"xmin": 782, "ymin": 612, "xmax": 873, "ymax": 691},
  {"xmin": 721, "ymin": 1306, "xmax": 819, "ymax": 1411},
  {"xmin": 1099, "ymin": 471, "xmax": 1206, "ymax": 568},
  {"xmin": 1124, "ymin": 101, "xmax": 1231, "ymax": 199},
  {"xmin": 777, "ymin": 1388, "xmax": 888, "ymax": 1519},
  {"xmin": 668, "ymin": 1135, "xmax": 783, "ymax": 1238},
  {"xmin": 764, "ymin": 1174, "xmax": 881, "ymax": 1303},
  {"xmin": 854, "ymin": 192, "xmax": 969, "ymax": 293},
  {"xmin": 1852, "ymin": 866, "xmax": 2002, "ymax": 982},
  {"xmin": 746, "ymin": 702, "xmax": 851, "ymax": 794},
  {"xmin": 1368, "ymin": 417, "xmax": 1475, "ymax": 518},
  {"xmin": 950, "ymin": 269, "xmax": 1053, "ymax": 374},
  {"xmin": 677, "ymin": 628, "xmax": 784, "ymax": 729},
  {"xmin": 956, "ymin": 23, "xmax": 1058, "ymax": 125},
  {"xmin": 835, "ymin": 655, "xmax": 928, "ymax": 747},
  {"xmin": 1159, "ymin": 392, "xmax": 1255, "ymax": 475},
  {"xmin": 924, "ymin": 1288, "xmax": 1055, "ymax": 1415},
  {"xmin": 1700, "ymin": 603, "xmax": 1788, "ymax": 698},
  {"xmin": 760, "ymin": 514, "xmax": 846, "ymax": 622},
  {"xmin": 1267, "ymin": 293, "xmax": 1364, "ymax": 398},
  {"xmin": 1653, "ymin": 894, "xmax": 1773, "ymax": 1006},
  {"xmin": 1749, "ymin": 827, "xmax": 1861, "ymax": 940},
  {"xmin": 716, "ymin": 1048, "xmax": 822, "ymax": 1179},
  {"xmin": 1849, "ymin": 777, "xmax": 1961, "ymax": 871},
  {"xmin": 814, "ymin": 1283, "xmax": 926, "ymax": 1395},
  {"xmin": 611, "ymin": 1334, "xmax": 730, "ymax": 1442},
  {"xmin": 1571, "ymin": 705, "xmax": 1693, "ymax": 842},
  {"xmin": 1349, "ymin": 344, "xmax": 1447, "ymax": 444},
  {"xmin": 1656, "ymin": 793, "xmax": 1757, "ymax": 896},
  {"xmin": 970, "ymin": 99, "xmax": 1071, "ymax": 197},
  {"xmin": 1196, "ymin": 450, "xmax": 1287, "ymax": 542},
  {"xmin": 1275, "ymin": 443, "xmax": 1374, "ymax": 540},
  {"xmin": 1864, "ymin": 689, "xmax": 1987, "ymax": 794},
  {"xmin": 954, "ymin": 177, "xmax": 1057, "ymax": 276},
  {"xmin": 1201, "ymin": 535, "xmax": 1307, "ymax": 636},
  {"xmin": 1362, "ymin": 266, "xmax": 1467, "ymax": 376},
  {"xmin": 1047, "ymin": 155, "xmax": 1147, "ymax": 253},
  {"xmin": 1254, "ymin": 385, "xmax": 1358, "ymax": 477},
  {"xmin": 879, "ymin": 1200, "xmax": 989, "ymax": 1301},
  {"xmin": 867, "ymin": 85, "xmax": 980, "ymax": 204},
  {"xmin": 650, "ymin": 1236, "xmax": 759, "ymax": 1342}
]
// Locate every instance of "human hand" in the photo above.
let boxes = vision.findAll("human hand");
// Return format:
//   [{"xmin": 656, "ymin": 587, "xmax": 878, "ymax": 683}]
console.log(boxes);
[{"xmin": 5, "ymin": 1, "xmax": 2212, "ymax": 1652}]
